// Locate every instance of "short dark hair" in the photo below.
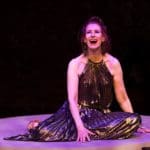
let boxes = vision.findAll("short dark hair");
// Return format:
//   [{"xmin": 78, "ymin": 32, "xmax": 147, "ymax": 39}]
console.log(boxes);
[{"xmin": 79, "ymin": 16, "xmax": 111, "ymax": 55}]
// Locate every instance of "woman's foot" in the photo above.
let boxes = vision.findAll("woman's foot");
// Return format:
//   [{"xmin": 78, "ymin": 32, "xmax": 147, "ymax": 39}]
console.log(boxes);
[{"xmin": 27, "ymin": 120, "xmax": 40, "ymax": 130}]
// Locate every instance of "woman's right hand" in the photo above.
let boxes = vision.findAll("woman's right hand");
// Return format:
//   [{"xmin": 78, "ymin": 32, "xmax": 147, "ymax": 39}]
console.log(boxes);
[{"xmin": 77, "ymin": 126, "xmax": 95, "ymax": 142}]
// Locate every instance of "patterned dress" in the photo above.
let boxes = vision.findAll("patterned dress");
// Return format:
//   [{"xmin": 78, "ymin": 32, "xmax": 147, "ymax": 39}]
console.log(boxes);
[{"xmin": 4, "ymin": 59, "xmax": 141, "ymax": 141}]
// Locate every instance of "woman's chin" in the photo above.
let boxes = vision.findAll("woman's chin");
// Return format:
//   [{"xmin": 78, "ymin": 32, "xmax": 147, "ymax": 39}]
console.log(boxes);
[{"xmin": 88, "ymin": 46, "xmax": 100, "ymax": 50}]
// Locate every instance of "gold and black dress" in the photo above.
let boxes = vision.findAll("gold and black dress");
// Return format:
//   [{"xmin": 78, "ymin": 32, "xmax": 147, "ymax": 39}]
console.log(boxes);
[{"xmin": 4, "ymin": 59, "xmax": 141, "ymax": 141}]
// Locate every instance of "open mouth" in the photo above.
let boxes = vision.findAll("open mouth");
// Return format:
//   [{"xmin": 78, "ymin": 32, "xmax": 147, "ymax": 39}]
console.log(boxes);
[{"xmin": 89, "ymin": 39, "xmax": 98, "ymax": 44}]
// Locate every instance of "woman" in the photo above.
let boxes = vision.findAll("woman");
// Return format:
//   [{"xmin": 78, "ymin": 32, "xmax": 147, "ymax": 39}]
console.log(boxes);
[
  {"xmin": 66, "ymin": 16, "xmax": 141, "ymax": 142},
  {"xmin": 4, "ymin": 16, "xmax": 149, "ymax": 142}
]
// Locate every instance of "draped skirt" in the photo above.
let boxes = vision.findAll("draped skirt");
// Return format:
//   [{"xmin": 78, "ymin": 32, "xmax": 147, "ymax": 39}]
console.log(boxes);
[{"xmin": 4, "ymin": 101, "xmax": 141, "ymax": 141}]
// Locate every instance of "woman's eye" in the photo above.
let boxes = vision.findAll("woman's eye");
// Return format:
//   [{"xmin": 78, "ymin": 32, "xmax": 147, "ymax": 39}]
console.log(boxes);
[
  {"xmin": 95, "ymin": 30, "xmax": 100, "ymax": 33},
  {"xmin": 86, "ymin": 31, "xmax": 91, "ymax": 34},
  {"xmin": 86, "ymin": 30, "xmax": 101, "ymax": 34}
]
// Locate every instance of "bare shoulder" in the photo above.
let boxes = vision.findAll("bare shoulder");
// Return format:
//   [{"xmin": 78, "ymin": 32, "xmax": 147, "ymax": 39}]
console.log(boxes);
[
  {"xmin": 68, "ymin": 54, "xmax": 87, "ymax": 75},
  {"xmin": 68, "ymin": 54, "xmax": 86, "ymax": 68},
  {"xmin": 104, "ymin": 53, "xmax": 121, "ymax": 67},
  {"xmin": 104, "ymin": 53, "xmax": 122, "ymax": 75}
]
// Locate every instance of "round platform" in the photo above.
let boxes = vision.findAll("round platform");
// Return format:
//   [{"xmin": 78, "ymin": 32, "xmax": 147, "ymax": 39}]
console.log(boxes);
[{"xmin": 0, "ymin": 114, "xmax": 150, "ymax": 150}]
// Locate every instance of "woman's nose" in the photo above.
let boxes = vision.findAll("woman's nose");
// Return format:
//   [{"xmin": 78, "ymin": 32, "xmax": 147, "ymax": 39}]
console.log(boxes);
[{"xmin": 91, "ymin": 32, "xmax": 95, "ymax": 36}]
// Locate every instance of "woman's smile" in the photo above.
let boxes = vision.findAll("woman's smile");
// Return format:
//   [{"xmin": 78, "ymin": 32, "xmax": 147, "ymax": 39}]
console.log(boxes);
[{"xmin": 84, "ymin": 23, "xmax": 104, "ymax": 50}]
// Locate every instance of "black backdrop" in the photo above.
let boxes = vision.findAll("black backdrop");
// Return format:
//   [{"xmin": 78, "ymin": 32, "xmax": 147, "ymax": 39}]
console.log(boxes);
[{"xmin": 3, "ymin": 0, "xmax": 150, "ymax": 117}]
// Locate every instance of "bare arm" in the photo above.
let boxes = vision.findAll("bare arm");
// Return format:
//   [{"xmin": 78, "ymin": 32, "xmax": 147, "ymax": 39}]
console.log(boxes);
[
  {"xmin": 67, "ymin": 59, "xmax": 94, "ymax": 142},
  {"xmin": 67, "ymin": 60, "xmax": 84, "ymax": 129},
  {"xmin": 113, "ymin": 59, "xmax": 133, "ymax": 113},
  {"xmin": 113, "ymin": 59, "xmax": 150, "ymax": 133}
]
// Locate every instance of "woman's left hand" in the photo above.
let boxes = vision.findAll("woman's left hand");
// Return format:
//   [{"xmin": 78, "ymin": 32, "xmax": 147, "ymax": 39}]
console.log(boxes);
[{"xmin": 137, "ymin": 126, "xmax": 150, "ymax": 133}]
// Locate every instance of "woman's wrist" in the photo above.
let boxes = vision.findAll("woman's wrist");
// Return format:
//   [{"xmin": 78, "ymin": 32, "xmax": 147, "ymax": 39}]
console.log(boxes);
[
  {"xmin": 76, "ymin": 123, "xmax": 85, "ymax": 130},
  {"xmin": 139, "ymin": 125, "xmax": 145, "ymax": 129}
]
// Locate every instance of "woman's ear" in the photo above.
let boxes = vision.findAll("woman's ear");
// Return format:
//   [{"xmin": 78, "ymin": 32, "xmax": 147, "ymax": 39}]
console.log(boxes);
[
  {"xmin": 83, "ymin": 38, "xmax": 87, "ymax": 43},
  {"xmin": 102, "ymin": 36, "xmax": 105, "ymax": 42}
]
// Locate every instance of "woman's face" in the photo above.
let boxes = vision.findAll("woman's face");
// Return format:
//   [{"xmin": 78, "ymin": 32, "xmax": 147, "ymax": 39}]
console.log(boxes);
[{"xmin": 84, "ymin": 23, "xmax": 105, "ymax": 50}]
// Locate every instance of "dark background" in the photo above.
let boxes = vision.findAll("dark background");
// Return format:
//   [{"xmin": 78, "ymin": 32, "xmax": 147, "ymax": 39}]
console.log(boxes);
[{"xmin": 3, "ymin": 0, "xmax": 150, "ymax": 117}]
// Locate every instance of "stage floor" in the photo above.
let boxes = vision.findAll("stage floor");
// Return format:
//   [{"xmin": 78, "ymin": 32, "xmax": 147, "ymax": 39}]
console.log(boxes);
[{"xmin": 0, "ymin": 114, "xmax": 150, "ymax": 150}]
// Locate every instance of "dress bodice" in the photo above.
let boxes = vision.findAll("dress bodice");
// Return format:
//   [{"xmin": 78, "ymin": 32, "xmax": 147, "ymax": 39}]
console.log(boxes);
[{"xmin": 78, "ymin": 59, "xmax": 113, "ymax": 110}]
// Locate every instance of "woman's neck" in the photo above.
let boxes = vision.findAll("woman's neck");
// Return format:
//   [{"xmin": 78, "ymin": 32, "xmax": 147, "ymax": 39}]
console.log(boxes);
[{"xmin": 87, "ymin": 50, "xmax": 103, "ymax": 63}]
